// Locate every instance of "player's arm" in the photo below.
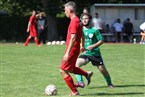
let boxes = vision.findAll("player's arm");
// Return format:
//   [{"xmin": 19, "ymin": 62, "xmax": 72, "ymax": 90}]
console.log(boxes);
[
  {"xmin": 36, "ymin": 14, "xmax": 40, "ymax": 18},
  {"xmin": 87, "ymin": 30, "xmax": 103, "ymax": 50},
  {"xmin": 87, "ymin": 40, "xmax": 103, "ymax": 51},
  {"xmin": 27, "ymin": 22, "xmax": 31, "ymax": 32},
  {"xmin": 80, "ymin": 33, "xmax": 85, "ymax": 52},
  {"xmin": 63, "ymin": 33, "xmax": 76, "ymax": 62}
]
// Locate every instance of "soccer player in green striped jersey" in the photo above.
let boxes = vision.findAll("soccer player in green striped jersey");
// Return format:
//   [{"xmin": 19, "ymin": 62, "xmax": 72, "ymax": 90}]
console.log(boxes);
[{"xmin": 75, "ymin": 13, "xmax": 113, "ymax": 88}]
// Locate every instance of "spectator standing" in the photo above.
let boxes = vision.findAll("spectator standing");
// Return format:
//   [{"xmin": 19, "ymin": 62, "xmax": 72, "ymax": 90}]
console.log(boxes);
[
  {"xmin": 37, "ymin": 12, "xmax": 47, "ymax": 44},
  {"xmin": 123, "ymin": 18, "xmax": 134, "ymax": 43},
  {"xmin": 113, "ymin": 18, "xmax": 123, "ymax": 42},
  {"xmin": 92, "ymin": 13, "xmax": 103, "ymax": 33}
]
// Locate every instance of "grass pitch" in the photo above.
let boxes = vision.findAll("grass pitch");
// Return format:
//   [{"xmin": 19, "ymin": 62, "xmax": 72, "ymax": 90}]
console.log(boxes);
[{"xmin": 0, "ymin": 43, "xmax": 145, "ymax": 97}]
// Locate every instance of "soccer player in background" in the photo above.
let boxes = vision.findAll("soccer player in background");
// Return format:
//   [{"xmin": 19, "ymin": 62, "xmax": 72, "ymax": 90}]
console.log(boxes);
[
  {"xmin": 24, "ymin": 10, "xmax": 41, "ymax": 46},
  {"xmin": 60, "ymin": 1, "xmax": 93, "ymax": 96},
  {"xmin": 75, "ymin": 13, "xmax": 113, "ymax": 88},
  {"xmin": 139, "ymin": 22, "xmax": 145, "ymax": 44}
]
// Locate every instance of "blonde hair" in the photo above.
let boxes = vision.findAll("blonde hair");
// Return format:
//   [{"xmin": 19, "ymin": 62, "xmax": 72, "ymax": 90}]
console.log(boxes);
[{"xmin": 64, "ymin": 1, "xmax": 76, "ymax": 13}]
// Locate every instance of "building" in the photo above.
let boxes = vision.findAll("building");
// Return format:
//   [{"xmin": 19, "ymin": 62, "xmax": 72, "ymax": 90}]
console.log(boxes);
[{"xmin": 90, "ymin": 4, "xmax": 145, "ymax": 33}]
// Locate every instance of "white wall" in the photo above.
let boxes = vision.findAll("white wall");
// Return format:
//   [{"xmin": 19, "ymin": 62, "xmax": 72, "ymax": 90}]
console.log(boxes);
[{"xmin": 90, "ymin": 5, "xmax": 145, "ymax": 32}]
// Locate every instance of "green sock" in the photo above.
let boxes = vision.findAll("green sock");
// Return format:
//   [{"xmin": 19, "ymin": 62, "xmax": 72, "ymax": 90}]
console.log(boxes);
[
  {"xmin": 104, "ymin": 75, "xmax": 112, "ymax": 85},
  {"xmin": 76, "ymin": 74, "xmax": 83, "ymax": 83}
]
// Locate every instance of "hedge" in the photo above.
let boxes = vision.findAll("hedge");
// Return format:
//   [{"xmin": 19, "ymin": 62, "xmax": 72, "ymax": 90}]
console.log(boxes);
[{"xmin": 0, "ymin": 16, "xmax": 69, "ymax": 42}]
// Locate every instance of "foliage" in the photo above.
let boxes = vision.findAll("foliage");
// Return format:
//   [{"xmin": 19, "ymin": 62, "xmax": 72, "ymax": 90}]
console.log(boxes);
[
  {"xmin": 0, "ymin": 0, "xmax": 144, "ymax": 16},
  {"xmin": 0, "ymin": 0, "xmax": 42, "ymax": 16}
]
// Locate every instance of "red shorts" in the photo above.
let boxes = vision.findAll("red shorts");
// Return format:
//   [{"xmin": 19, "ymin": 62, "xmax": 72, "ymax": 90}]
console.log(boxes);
[
  {"xmin": 60, "ymin": 50, "xmax": 79, "ymax": 72},
  {"xmin": 30, "ymin": 27, "xmax": 37, "ymax": 37}
]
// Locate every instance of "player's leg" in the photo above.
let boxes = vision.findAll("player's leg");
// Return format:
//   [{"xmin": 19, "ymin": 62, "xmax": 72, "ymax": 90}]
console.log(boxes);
[
  {"xmin": 42, "ymin": 30, "xmax": 46, "ymax": 44},
  {"xmin": 142, "ymin": 35, "xmax": 145, "ymax": 44},
  {"xmin": 37, "ymin": 29, "xmax": 41, "ymax": 44},
  {"xmin": 60, "ymin": 69, "xmax": 79, "ymax": 95},
  {"xmin": 97, "ymin": 65, "xmax": 113, "ymax": 88},
  {"xmin": 90, "ymin": 55, "xmax": 113, "ymax": 88},
  {"xmin": 75, "ymin": 58, "xmax": 88, "ymax": 88},
  {"xmin": 60, "ymin": 53, "xmax": 81, "ymax": 95},
  {"xmin": 24, "ymin": 35, "xmax": 32, "ymax": 46},
  {"xmin": 34, "ymin": 37, "xmax": 41, "ymax": 46},
  {"xmin": 73, "ymin": 67, "xmax": 93, "ymax": 86},
  {"xmin": 129, "ymin": 34, "xmax": 133, "ymax": 43}
]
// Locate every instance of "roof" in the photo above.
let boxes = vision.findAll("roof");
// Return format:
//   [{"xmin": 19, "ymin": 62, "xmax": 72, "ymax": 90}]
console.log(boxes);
[{"xmin": 94, "ymin": 4, "xmax": 145, "ymax": 7}]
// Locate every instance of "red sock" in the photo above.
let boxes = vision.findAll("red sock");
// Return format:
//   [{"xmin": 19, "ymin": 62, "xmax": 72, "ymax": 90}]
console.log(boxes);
[
  {"xmin": 73, "ymin": 67, "xmax": 88, "ymax": 78},
  {"xmin": 24, "ymin": 37, "xmax": 30, "ymax": 45},
  {"xmin": 64, "ymin": 75, "xmax": 77, "ymax": 93},
  {"xmin": 34, "ymin": 38, "xmax": 39, "ymax": 45}
]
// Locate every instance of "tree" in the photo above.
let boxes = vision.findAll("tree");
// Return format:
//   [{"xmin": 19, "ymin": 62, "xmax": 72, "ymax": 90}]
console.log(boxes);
[
  {"xmin": 0, "ymin": 0, "xmax": 144, "ymax": 41},
  {"xmin": 41, "ymin": 0, "xmax": 63, "ymax": 41},
  {"xmin": 0, "ymin": 0, "xmax": 43, "ymax": 16}
]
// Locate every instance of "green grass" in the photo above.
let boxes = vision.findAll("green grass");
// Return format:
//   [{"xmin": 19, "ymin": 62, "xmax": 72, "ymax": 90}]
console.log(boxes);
[{"xmin": 0, "ymin": 43, "xmax": 145, "ymax": 97}]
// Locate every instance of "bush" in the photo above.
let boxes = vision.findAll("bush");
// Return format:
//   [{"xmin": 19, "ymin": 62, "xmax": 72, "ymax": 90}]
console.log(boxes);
[
  {"xmin": 0, "ymin": 16, "xmax": 69, "ymax": 42},
  {"xmin": 0, "ymin": 16, "xmax": 29, "ymax": 42}
]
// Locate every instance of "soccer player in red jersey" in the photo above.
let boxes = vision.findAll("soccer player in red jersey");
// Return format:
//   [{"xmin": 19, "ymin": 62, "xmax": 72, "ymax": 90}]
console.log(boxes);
[
  {"xmin": 24, "ymin": 10, "xmax": 41, "ymax": 46},
  {"xmin": 60, "ymin": 1, "xmax": 93, "ymax": 96}
]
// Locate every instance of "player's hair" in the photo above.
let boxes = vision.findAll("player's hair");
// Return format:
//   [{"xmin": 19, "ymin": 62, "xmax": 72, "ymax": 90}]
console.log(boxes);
[
  {"xmin": 81, "ymin": 13, "xmax": 92, "ymax": 20},
  {"xmin": 64, "ymin": 1, "xmax": 76, "ymax": 13}
]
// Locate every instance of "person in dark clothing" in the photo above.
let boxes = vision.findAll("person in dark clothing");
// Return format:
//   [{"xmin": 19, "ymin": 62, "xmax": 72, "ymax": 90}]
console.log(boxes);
[
  {"xmin": 37, "ymin": 12, "xmax": 47, "ymax": 44},
  {"xmin": 123, "ymin": 18, "xmax": 134, "ymax": 42}
]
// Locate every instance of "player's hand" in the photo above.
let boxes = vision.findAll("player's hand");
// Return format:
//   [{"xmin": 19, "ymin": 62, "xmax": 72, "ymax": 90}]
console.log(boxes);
[
  {"xmin": 63, "ymin": 53, "xmax": 69, "ymax": 62},
  {"xmin": 80, "ymin": 47, "xmax": 85, "ymax": 52},
  {"xmin": 27, "ymin": 29, "xmax": 29, "ymax": 33},
  {"xmin": 82, "ymin": 51, "xmax": 86, "ymax": 55},
  {"xmin": 87, "ymin": 45, "xmax": 94, "ymax": 51},
  {"xmin": 41, "ymin": 26, "xmax": 44, "ymax": 30}
]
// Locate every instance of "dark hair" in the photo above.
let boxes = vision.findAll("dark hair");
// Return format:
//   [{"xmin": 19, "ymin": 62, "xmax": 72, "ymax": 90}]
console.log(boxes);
[
  {"xmin": 127, "ymin": 18, "xmax": 130, "ymax": 21},
  {"xmin": 83, "ymin": 7, "xmax": 89, "ymax": 11},
  {"xmin": 81, "ymin": 13, "xmax": 92, "ymax": 19},
  {"xmin": 95, "ymin": 13, "xmax": 98, "ymax": 15}
]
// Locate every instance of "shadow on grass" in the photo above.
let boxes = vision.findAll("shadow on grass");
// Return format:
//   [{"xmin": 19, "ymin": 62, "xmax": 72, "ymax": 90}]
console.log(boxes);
[
  {"xmin": 82, "ymin": 92, "xmax": 144, "ymax": 96},
  {"xmin": 82, "ymin": 84, "xmax": 145, "ymax": 96},
  {"xmin": 90, "ymin": 84, "xmax": 145, "ymax": 89}
]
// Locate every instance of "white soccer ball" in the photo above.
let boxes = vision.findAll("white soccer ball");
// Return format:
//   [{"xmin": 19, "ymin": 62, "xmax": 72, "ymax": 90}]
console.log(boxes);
[
  {"xmin": 45, "ymin": 84, "xmax": 58, "ymax": 96},
  {"xmin": 60, "ymin": 41, "xmax": 65, "ymax": 45},
  {"xmin": 51, "ymin": 41, "xmax": 56, "ymax": 45},
  {"xmin": 46, "ymin": 42, "xmax": 51, "ymax": 45},
  {"xmin": 56, "ymin": 41, "xmax": 60, "ymax": 45}
]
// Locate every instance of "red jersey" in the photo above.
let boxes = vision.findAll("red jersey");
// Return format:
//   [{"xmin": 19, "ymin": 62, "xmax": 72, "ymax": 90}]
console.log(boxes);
[
  {"xmin": 66, "ymin": 16, "xmax": 82, "ymax": 52},
  {"xmin": 60, "ymin": 16, "xmax": 82, "ymax": 71},
  {"xmin": 29, "ymin": 15, "xmax": 37, "ymax": 37}
]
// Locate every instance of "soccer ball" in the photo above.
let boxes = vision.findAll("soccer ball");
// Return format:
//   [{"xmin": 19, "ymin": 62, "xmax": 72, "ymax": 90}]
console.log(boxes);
[
  {"xmin": 45, "ymin": 84, "xmax": 58, "ymax": 96},
  {"xmin": 60, "ymin": 41, "xmax": 65, "ymax": 45},
  {"xmin": 56, "ymin": 41, "xmax": 60, "ymax": 45},
  {"xmin": 46, "ymin": 42, "xmax": 51, "ymax": 45},
  {"xmin": 51, "ymin": 41, "xmax": 56, "ymax": 45}
]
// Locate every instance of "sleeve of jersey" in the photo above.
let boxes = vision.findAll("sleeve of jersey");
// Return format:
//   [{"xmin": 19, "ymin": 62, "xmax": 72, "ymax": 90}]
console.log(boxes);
[
  {"xmin": 70, "ymin": 20, "xmax": 78, "ymax": 34},
  {"xmin": 95, "ymin": 30, "xmax": 104, "ymax": 41}
]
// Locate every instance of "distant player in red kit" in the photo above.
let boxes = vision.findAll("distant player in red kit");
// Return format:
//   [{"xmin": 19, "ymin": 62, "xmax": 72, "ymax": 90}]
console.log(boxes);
[
  {"xmin": 24, "ymin": 10, "xmax": 41, "ymax": 46},
  {"xmin": 60, "ymin": 1, "xmax": 93, "ymax": 96}
]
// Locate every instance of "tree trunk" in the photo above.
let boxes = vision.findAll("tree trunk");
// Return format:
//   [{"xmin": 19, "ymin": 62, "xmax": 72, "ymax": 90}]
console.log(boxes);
[
  {"xmin": 41, "ymin": 0, "xmax": 59, "ymax": 42},
  {"xmin": 46, "ymin": 15, "xmax": 58, "ymax": 42}
]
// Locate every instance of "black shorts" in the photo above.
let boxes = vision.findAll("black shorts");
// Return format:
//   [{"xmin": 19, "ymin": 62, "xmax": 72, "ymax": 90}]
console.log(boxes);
[{"xmin": 79, "ymin": 54, "xmax": 104, "ymax": 66}]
